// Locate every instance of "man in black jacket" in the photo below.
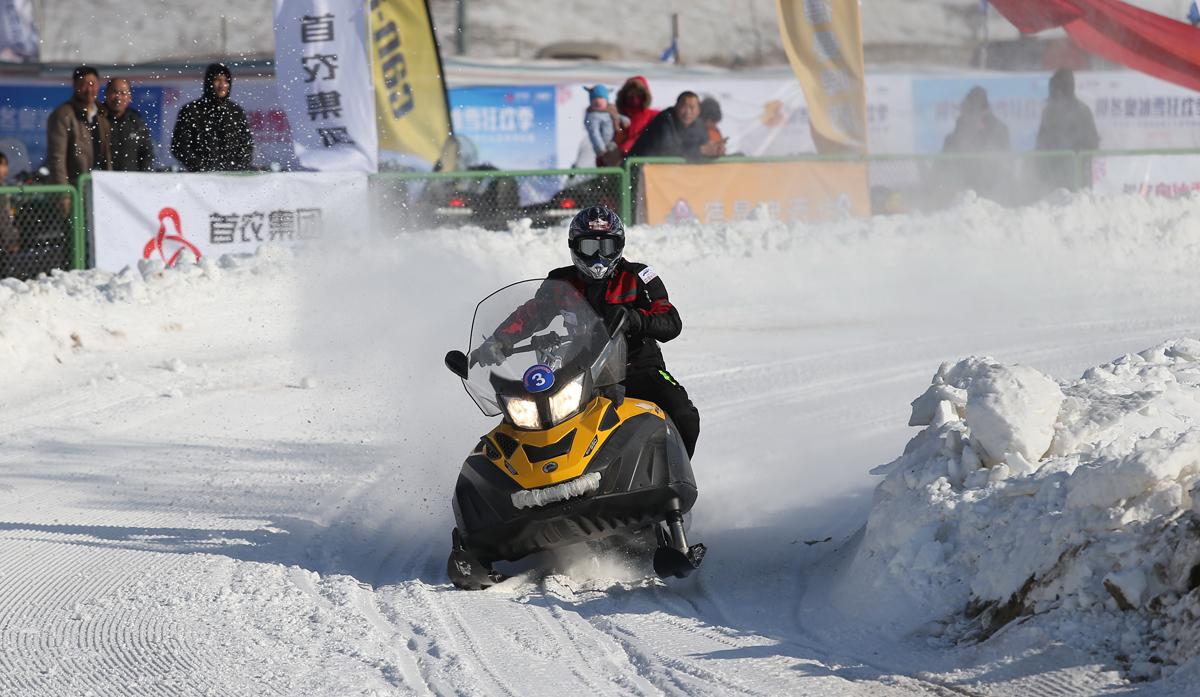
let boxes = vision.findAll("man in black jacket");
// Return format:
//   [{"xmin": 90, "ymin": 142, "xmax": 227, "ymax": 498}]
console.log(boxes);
[
  {"xmin": 103, "ymin": 79, "xmax": 154, "ymax": 172},
  {"xmin": 629, "ymin": 91, "xmax": 724, "ymax": 160},
  {"xmin": 170, "ymin": 63, "xmax": 254, "ymax": 172},
  {"xmin": 1035, "ymin": 69, "xmax": 1100, "ymax": 192},
  {"xmin": 473, "ymin": 206, "xmax": 700, "ymax": 456}
]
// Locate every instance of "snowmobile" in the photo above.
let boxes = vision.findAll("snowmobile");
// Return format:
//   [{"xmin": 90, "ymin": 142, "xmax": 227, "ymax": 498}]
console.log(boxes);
[{"xmin": 442, "ymin": 279, "xmax": 705, "ymax": 589}]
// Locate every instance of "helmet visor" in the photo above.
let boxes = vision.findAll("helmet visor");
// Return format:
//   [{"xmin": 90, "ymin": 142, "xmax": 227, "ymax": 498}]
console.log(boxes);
[{"xmin": 574, "ymin": 236, "xmax": 622, "ymax": 257}]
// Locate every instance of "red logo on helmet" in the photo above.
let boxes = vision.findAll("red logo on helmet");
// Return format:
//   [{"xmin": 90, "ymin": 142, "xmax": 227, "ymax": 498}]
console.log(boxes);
[{"xmin": 587, "ymin": 218, "xmax": 610, "ymax": 231}]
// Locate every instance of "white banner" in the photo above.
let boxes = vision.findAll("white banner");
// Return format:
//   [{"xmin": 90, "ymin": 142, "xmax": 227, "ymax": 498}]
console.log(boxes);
[
  {"xmin": 91, "ymin": 172, "xmax": 369, "ymax": 271},
  {"xmin": 1090, "ymin": 154, "xmax": 1200, "ymax": 198},
  {"xmin": 0, "ymin": 0, "xmax": 38, "ymax": 62},
  {"xmin": 273, "ymin": 0, "xmax": 377, "ymax": 172},
  {"xmin": 1078, "ymin": 72, "xmax": 1200, "ymax": 151}
]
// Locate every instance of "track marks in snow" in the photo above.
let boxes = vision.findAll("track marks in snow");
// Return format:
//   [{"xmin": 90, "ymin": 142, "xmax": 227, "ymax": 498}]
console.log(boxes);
[
  {"xmin": 389, "ymin": 581, "xmax": 524, "ymax": 696},
  {"xmin": 0, "ymin": 537, "xmax": 215, "ymax": 696}
]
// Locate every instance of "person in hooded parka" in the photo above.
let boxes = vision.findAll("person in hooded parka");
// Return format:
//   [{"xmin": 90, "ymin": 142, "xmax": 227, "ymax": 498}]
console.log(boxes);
[
  {"xmin": 1035, "ymin": 69, "xmax": 1100, "ymax": 192},
  {"xmin": 170, "ymin": 63, "xmax": 254, "ymax": 172}
]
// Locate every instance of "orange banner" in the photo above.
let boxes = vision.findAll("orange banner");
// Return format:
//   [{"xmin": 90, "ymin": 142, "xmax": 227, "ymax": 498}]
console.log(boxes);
[{"xmin": 641, "ymin": 161, "xmax": 869, "ymax": 225}]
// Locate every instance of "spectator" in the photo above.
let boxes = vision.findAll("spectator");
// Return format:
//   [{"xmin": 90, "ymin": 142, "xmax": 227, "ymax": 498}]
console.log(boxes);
[
  {"xmin": 1035, "ymin": 69, "xmax": 1099, "ymax": 191},
  {"xmin": 938, "ymin": 86, "xmax": 1011, "ymax": 203},
  {"xmin": 699, "ymin": 96, "xmax": 724, "ymax": 145},
  {"xmin": 1189, "ymin": 1, "xmax": 1199, "ymax": 26},
  {"xmin": 46, "ymin": 65, "xmax": 112, "ymax": 188},
  {"xmin": 170, "ymin": 63, "xmax": 253, "ymax": 172},
  {"xmin": 103, "ymin": 78, "xmax": 155, "ymax": 172},
  {"xmin": 583, "ymin": 85, "xmax": 629, "ymax": 167},
  {"xmin": 0, "ymin": 152, "xmax": 17, "ymax": 275},
  {"xmin": 616, "ymin": 76, "xmax": 659, "ymax": 155},
  {"xmin": 943, "ymin": 87, "xmax": 1010, "ymax": 154},
  {"xmin": 629, "ymin": 91, "xmax": 725, "ymax": 160}
]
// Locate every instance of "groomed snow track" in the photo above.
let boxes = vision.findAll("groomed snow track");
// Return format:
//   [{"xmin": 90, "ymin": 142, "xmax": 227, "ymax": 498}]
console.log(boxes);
[{"xmin": 3, "ymin": 195, "xmax": 1200, "ymax": 694}]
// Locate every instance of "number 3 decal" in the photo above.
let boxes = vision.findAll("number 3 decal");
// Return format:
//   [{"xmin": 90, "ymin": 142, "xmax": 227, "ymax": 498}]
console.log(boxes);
[{"xmin": 523, "ymin": 365, "xmax": 556, "ymax": 393}]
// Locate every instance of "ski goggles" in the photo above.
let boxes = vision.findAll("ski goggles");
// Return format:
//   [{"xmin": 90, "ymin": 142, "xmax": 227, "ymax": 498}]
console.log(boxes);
[{"xmin": 572, "ymin": 235, "xmax": 623, "ymax": 257}]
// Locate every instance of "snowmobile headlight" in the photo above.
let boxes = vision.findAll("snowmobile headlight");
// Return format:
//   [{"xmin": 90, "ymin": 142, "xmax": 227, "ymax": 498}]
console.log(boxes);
[
  {"xmin": 548, "ymin": 374, "xmax": 585, "ymax": 425},
  {"xmin": 503, "ymin": 395, "xmax": 540, "ymax": 429}
]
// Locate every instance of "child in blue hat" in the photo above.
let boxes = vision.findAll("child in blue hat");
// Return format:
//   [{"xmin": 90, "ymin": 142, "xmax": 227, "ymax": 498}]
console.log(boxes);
[{"xmin": 583, "ymin": 85, "xmax": 629, "ymax": 166}]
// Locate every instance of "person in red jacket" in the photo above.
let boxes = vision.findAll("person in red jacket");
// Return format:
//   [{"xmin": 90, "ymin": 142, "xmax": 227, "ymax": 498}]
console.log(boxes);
[
  {"xmin": 473, "ymin": 206, "xmax": 700, "ymax": 457},
  {"xmin": 616, "ymin": 76, "xmax": 660, "ymax": 156}
]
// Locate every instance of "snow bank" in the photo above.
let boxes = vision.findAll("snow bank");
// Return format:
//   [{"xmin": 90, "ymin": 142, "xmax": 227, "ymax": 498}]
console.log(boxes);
[
  {"xmin": 854, "ymin": 338, "xmax": 1200, "ymax": 680},
  {"xmin": 0, "ymin": 249, "xmax": 293, "ymax": 384}
]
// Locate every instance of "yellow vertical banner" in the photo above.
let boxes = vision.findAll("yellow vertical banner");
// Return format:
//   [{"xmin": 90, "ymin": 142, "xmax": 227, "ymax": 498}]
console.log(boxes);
[
  {"xmin": 775, "ymin": 0, "xmax": 868, "ymax": 153},
  {"xmin": 369, "ymin": 0, "xmax": 452, "ymax": 165}
]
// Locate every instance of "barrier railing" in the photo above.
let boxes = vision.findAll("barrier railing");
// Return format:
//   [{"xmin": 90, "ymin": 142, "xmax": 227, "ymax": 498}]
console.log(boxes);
[
  {"xmin": 371, "ymin": 167, "xmax": 629, "ymax": 232},
  {"xmin": 0, "ymin": 183, "xmax": 83, "ymax": 281},
  {"xmin": 7, "ymin": 147, "xmax": 1195, "ymax": 280}
]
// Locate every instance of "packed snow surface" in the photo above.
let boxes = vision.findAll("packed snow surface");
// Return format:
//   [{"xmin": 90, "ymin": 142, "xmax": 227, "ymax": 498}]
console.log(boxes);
[{"xmin": 4, "ymin": 192, "xmax": 1200, "ymax": 694}]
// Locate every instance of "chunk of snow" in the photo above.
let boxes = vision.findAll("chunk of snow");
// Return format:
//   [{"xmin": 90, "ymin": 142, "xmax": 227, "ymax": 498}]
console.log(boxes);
[{"xmin": 964, "ymin": 363, "xmax": 1064, "ymax": 468}]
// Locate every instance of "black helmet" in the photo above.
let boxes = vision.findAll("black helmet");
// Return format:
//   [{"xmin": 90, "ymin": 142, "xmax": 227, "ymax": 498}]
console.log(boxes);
[{"xmin": 568, "ymin": 206, "xmax": 625, "ymax": 281}]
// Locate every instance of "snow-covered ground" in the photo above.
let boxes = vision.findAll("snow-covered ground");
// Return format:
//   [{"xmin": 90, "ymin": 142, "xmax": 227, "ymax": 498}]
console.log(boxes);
[{"xmin": 4, "ymin": 192, "xmax": 1200, "ymax": 694}]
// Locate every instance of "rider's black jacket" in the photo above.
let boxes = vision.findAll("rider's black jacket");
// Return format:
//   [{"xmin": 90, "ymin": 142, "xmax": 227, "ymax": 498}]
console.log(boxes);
[{"xmin": 497, "ymin": 260, "xmax": 682, "ymax": 374}]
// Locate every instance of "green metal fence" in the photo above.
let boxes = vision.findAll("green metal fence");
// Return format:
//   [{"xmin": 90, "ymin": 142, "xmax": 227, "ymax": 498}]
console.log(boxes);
[
  {"xmin": 11, "ymin": 148, "xmax": 1199, "ymax": 279},
  {"xmin": 371, "ymin": 167, "xmax": 629, "ymax": 232},
  {"xmin": 0, "ymin": 184, "xmax": 83, "ymax": 281}
]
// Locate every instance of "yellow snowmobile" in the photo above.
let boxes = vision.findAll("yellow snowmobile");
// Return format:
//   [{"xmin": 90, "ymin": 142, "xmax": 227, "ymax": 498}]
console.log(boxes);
[{"xmin": 443, "ymin": 279, "xmax": 704, "ymax": 589}]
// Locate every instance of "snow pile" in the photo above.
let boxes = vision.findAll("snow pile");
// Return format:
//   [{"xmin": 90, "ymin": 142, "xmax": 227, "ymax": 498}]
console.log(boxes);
[
  {"xmin": 0, "ymin": 249, "xmax": 293, "ymax": 384},
  {"xmin": 853, "ymin": 338, "xmax": 1200, "ymax": 680}
]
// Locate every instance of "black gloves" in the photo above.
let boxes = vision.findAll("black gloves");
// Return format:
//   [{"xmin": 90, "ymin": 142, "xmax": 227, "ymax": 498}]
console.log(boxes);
[
  {"xmin": 470, "ymin": 335, "xmax": 510, "ymax": 367},
  {"xmin": 604, "ymin": 305, "xmax": 644, "ymax": 338}
]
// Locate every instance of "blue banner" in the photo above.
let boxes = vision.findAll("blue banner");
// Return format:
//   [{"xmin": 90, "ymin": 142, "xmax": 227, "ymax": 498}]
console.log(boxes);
[
  {"xmin": 447, "ymin": 85, "xmax": 557, "ymax": 170},
  {"xmin": 0, "ymin": 86, "xmax": 60, "ymax": 178},
  {"xmin": 912, "ymin": 75, "xmax": 1048, "ymax": 154},
  {"xmin": 0, "ymin": 85, "xmax": 164, "ymax": 179}
]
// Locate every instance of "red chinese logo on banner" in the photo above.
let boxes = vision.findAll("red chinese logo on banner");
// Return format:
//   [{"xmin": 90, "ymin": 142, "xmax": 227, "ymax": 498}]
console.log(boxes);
[{"xmin": 143, "ymin": 208, "xmax": 202, "ymax": 266}]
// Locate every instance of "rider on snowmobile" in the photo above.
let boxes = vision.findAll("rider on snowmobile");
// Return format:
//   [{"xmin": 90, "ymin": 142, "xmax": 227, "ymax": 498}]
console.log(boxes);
[{"xmin": 471, "ymin": 205, "xmax": 700, "ymax": 457}]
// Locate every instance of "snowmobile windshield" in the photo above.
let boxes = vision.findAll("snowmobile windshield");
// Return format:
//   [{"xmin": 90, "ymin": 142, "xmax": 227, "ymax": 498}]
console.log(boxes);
[{"xmin": 463, "ymin": 279, "xmax": 626, "ymax": 418}]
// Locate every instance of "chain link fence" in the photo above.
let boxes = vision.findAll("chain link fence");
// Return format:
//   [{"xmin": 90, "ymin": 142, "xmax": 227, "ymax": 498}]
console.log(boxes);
[
  {"xmin": 0, "ymin": 185, "xmax": 82, "ymax": 281},
  {"xmin": 371, "ymin": 168, "xmax": 628, "ymax": 233},
  {"xmin": 15, "ymin": 148, "xmax": 1198, "ymax": 278}
]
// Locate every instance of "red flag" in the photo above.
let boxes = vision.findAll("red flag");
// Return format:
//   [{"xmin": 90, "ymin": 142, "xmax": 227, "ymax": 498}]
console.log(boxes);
[{"xmin": 989, "ymin": 0, "xmax": 1200, "ymax": 92}]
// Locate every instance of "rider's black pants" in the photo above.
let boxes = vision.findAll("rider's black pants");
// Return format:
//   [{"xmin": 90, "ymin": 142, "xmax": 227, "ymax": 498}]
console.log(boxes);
[{"xmin": 623, "ymin": 367, "xmax": 700, "ymax": 458}]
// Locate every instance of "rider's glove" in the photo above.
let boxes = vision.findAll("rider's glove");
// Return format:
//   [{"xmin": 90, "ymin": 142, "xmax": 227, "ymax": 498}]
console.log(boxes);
[
  {"xmin": 471, "ymin": 335, "xmax": 510, "ymax": 367},
  {"xmin": 604, "ymin": 305, "xmax": 644, "ymax": 338}
]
